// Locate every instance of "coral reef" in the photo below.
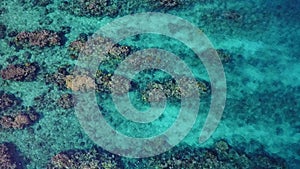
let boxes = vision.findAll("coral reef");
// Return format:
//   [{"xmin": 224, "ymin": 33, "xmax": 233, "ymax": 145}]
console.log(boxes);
[
  {"xmin": 95, "ymin": 70, "xmax": 132, "ymax": 95},
  {"xmin": 1, "ymin": 62, "xmax": 39, "ymax": 81},
  {"xmin": 0, "ymin": 142, "xmax": 23, "ymax": 169},
  {"xmin": 60, "ymin": 0, "xmax": 193, "ymax": 18},
  {"xmin": 31, "ymin": 0, "xmax": 53, "ymax": 7},
  {"xmin": 137, "ymin": 140, "xmax": 287, "ymax": 168},
  {"xmin": 57, "ymin": 94, "xmax": 76, "ymax": 109},
  {"xmin": 107, "ymin": 44, "xmax": 131, "ymax": 60},
  {"xmin": 44, "ymin": 66, "xmax": 71, "ymax": 90},
  {"xmin": 217, "ymin": 49, "xmax": 233, "ymax": 63},
  {"xmin": 47, "ymin": 140, "xmax": 287, "ymax": 169},
  {"xmin": 13, "ymin": 29, "xmax": 64, "ymax": 48},
  {"xmin": 141, "ymin": 77, "xmax": 210, "ymax": 102},
  {"xmin": 68, "ymin": 34, "xmax": 131, "ymax": 61},
  {"xmin": 0, "ymin": 109, "xmax": 39, "ymax": 129},
  {"xmin": 0, "ymin": 91, "xmax": 21, "ymax": 112},
  {"xmin": 19, "ymin": 0, "xmax": 53, "ymax": 7},
  {"xmin": 157, "ymin": 0, "xmax": 179, "ymax": 8},
  {"xmin": 59, "ymin": 0, "xmax": 118, "ymax": 17},
  {"xmin": 0, "ymin": 23, "xmax": 7, "ymax": 39},
  {"xmin": 68, "ymin": 33, "xmax": 88, "ymax": 60},
  {"xmin": 65, "ymin": 73, "xmax": 95, "ymax": 92},
  {"xmin": 48, "ymin": 148, "xmax": 123, "ymax": 169}
]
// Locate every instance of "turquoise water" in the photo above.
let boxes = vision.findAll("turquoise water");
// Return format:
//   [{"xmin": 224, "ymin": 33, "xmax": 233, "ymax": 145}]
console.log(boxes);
[{"xmin": 0, "ymin": 0, "xmax": 299, "ymax": 168}]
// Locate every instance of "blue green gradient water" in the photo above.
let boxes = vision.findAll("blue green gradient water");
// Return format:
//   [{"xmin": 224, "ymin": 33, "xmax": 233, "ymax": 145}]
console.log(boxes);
[{"xmin": 0, "ymin": 0, "xmax": 299, "ymax": 168}]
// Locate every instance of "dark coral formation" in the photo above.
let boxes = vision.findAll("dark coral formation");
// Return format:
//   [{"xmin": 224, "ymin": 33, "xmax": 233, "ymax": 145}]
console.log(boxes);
[
  {"xmin": 44, "ymin": 66, "xmax": 71, "ymax": 90},
  {"xmin": 157, "ymin": 0, "xmax": 179, "ymax": 8},
  {"xmin": 140, "ymin": 77, "xmax": 210, "ymax": 102},
  {"xmin": 31, "ymin": 0, "xmax": 53, "ymax": 7},
  {"xmin": 33, "ymin": 93, "xmax": 58, "ymax": 112},
  {"xmin": 59, "ymin": 0, "xmax": 192, "ymax": 18},
  {"xmin": 68, "ymin": 34, "xmax": 89, "ymax": 60},
  {"xmin": 60, "ymin": 0, "xmax": 119, "ymax": 17},
  {"xmin": 0, "ymin": 23, "xmax": 7, "ymax": 39},
  {"xmin": 0, "ymin": 109, "xmax": 39, "ymax": 129},
  {"xmin": 217, "ymin": 49, "xmax": 233, "ymax": 63},
  {"xmin": 13, "ymin": 29, "xmax": 64, "ymax": 48},
  {"xmin": 19, "ymin": 0, "xmax": 53, "ymax": 7},
  {"xmin": 0, "ymin": 142, "xmax": 23, "ymax": 169},
  {"xmin": 95, "ymin": 70, "xmax": 132, "ymax": 94},
  {"xmin": 48, "ymin": 148, "xmax": 123, "ymax": 169},
  {"xmin": 0, "ymin": 91, "xmax": 21, "ymax": 112},
  {"xmin": 1, "ymin": 62, "xmax": 39, "ymax": 81},
  {"xmin": 47, "ymin": 140, "xmax": 287, "ymax": 169},
  {"xmin": 57, "ymin": 94, "xmax": 76, "ymax": 109},
  {"xmin": 134, "ymin": 140, "xmax": 287, "ymax": 168},
  {"xmin": 68, "ymin": 33, "xmax": 131, "ymax": 60}
]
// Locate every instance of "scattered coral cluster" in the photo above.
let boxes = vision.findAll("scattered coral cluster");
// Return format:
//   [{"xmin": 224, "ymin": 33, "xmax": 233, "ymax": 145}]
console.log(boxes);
[
  {"xmin": 48, "ymin": 148, "xmax": 123, "ymax": 169},
  {"xmin": 158, "ymin": 0, "xmax": 179, "ymax": 8},
  {"xmin": 0, "ymin": 84, "xmax": 39, "ymax": 131},
  {"xmin": 0, "ymin": 91, "xmax": 21, "ymax": 111},
  {"xmin": 94, "ymin": 70, "xmax": 132, "ymax": 95},
  {"xmin": 0, "ymin": 142, "xmax": 22, "ymax": 169},
  {"xmin": 0, "ymin": 110, "xmax": 39, "ymax": 129},
  {"xmin": 45, "ymin": 66, "xmax": 71, "ymax": 90},
  {"xmin": 13, "ymin": 29, "xmax": 64, "ymax": 48},
  {"xmin": 68, "ymin": 33, "xmax": 131, "ymax": 61},
  {"xmin": 0, "ymin": 23, "xmax": 7, "ymax": 39},
  {"xmin": 47, "ymin": 140, "xmax": 287, "ymax": 169},
  {"xmin": 60, "ymin": 0, "xmax": 119, "ymax": 17},
  {"xmin": 68, "ymin": 33, "xmax": 89, "ymax": 60},
  {"xmin": 141, "ymin": 77, "xmax": 210, "ymax": 102},
  {"xmin": 65, "ymin": 73, "xmax": 95, "ymax": 92},
  {"xmin": 57, "ymin": 94, "xmax": 76, "ymax": 109},
  {"xmin": 59, "ymin": 0, "xmax": 186, "ymax": 18},
  {"xmin": 217, "ymin": 49, "xmax": 233, "ymax": 63},
  {"xmin": 142, "ymin": 140, "xmax": 288, "ymax": 169},
  {"xmin": 1, "ymin": 62, "xmax": 39, "ymax": 81}
]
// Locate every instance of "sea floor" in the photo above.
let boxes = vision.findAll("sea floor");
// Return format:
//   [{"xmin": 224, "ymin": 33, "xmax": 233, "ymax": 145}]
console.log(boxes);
[{"xmin": 0, "ymin": 0, "xmax": 299, "ymax": 169}]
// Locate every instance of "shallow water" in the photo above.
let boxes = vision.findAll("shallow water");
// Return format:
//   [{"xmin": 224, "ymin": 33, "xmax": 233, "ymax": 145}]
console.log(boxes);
[{"xmin": 0, "ymin": 0, "xmax": 299, "ymax": 168}]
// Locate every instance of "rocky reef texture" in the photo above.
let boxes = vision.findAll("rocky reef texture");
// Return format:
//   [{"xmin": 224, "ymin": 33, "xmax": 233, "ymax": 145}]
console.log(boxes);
[
  {"xmin": 217, "ymin": 49, "xmax": 233, "ymax": 63},
  {"xmin": 141, "ymin": 77, "xmax": 210, "ymax": 102},
  {"xmin": 57, "ymin": 94, "xmax": 76, "ymax": 109},
  {"xmin": 0, "ymin": 142, "xmax": 23, "ymax": 169},
  {"xmin": 68, "ymin": 33, "xmax": 89, "ymax": 60},
  {"xmin": 0, "ymin": 23, "xmax": 7, "ymax": 39},
  {"xmin": 59, "ymin": 0, "xmax": 193, "ymax": 18},
  {"xmin": 68, "ymin": 34, "xmax": 131, "ymax": 61},
  {"xmin": 140, "ymin": 140, "xmax": 288, "ymax": 169},
  {"xmin": 13, "ymin": 29, "xmax": 64, "ymax": 48},
  {"xmin": 48, "ymin": 148, "xmax": 123, "ymax": 169},
  {"xmin": 95, "ymin": 70, "xmax": 132, "ymax": 95},
  {"xmin": 65, "ymin": 73, "xmax": 95, "ymax": 92},
  {"xmin": 60, "ymin": 0, "xmax": 119, "ymax": 18},
  {"xmin": 1, "ymin": 62, "xmax": 39, "ymax": 81},
  {"xmin": 0, "ymin": 91, "xmax": 21, "ymax": 112},
  {"xmin": 45, "ymin": 66, "xmax": 71, "ymax": 90},
  {"xmin": 0, "ymin": 109, "xmax": 39, "ymax": 129},
  {"xmin": 47, "ymin": 140, "xmax": 287, "ymax": 169}
]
